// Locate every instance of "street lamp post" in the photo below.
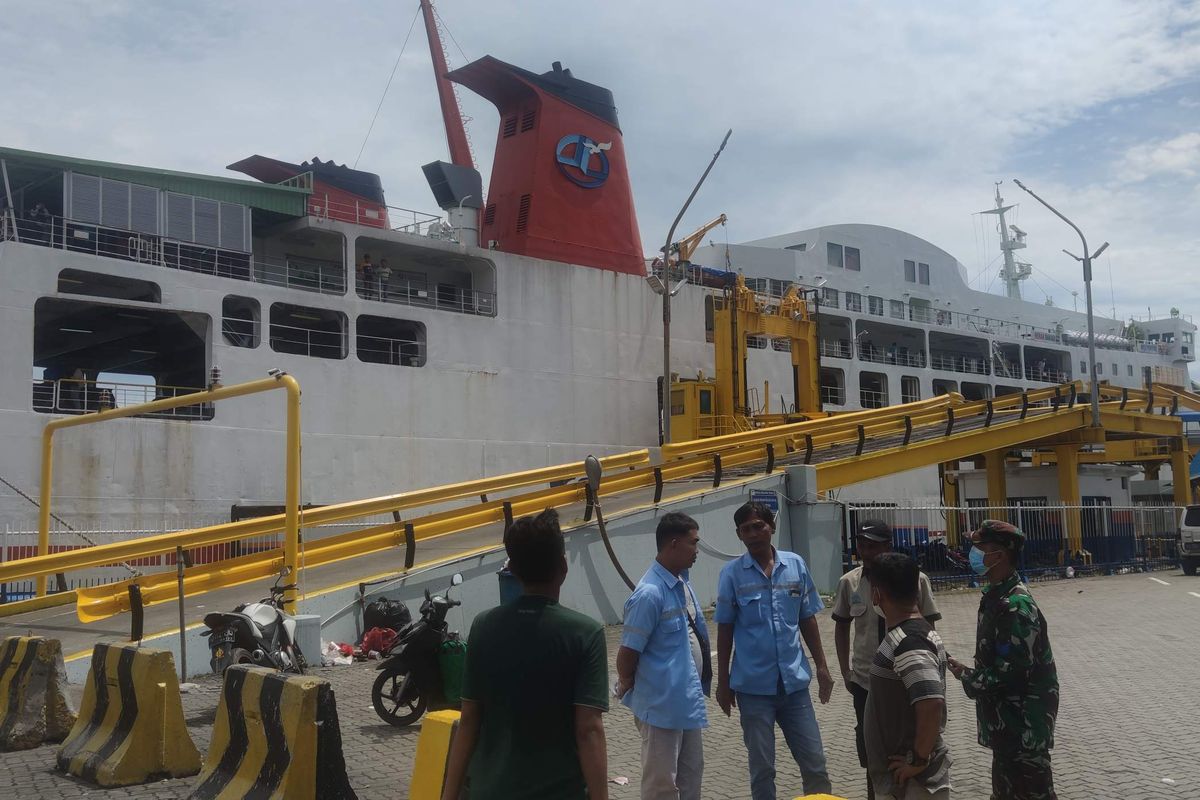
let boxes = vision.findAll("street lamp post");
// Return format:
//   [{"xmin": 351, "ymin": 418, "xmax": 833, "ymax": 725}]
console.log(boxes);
[
  {"xmin": 655, "ymin": 128, "xmax": 732, "ymax": 444},
  {"xmin": 1012, "ymin": 179, "xmax": 1107, "ymax": 428}
]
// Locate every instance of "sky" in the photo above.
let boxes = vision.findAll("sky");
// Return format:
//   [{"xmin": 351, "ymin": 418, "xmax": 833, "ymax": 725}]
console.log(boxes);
[{"xmin": 3, "ymin": 0, "xmax": 1199, "ymax": 372}]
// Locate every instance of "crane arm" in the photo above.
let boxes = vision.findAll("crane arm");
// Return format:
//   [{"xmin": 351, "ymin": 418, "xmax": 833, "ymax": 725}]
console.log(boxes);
[{"xmin": 671, "ymin": 214, "xmax": 727, "ymax": 265}]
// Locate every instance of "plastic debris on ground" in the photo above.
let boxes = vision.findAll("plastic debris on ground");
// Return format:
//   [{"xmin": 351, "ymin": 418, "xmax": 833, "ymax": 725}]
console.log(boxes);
[{"xmin": 322, "ymin": 639, "xmax": 354, "ymax": 666}]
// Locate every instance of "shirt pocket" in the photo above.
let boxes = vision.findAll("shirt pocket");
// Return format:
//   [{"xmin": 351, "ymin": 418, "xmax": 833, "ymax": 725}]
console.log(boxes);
[
  {"xmin": 660, "ymin": 614, "xmax": 687, "ymax": 636},
  {"xmin": 781, "ymin": 590, "xmax": 805, "ymax": 623},
  {"xmin": 737, "ymin": 592, "xmax": 767, "ymax": 622},
  {"xmin": 849, "ymin": 601, "xmax": 868, "ymax": 618}
]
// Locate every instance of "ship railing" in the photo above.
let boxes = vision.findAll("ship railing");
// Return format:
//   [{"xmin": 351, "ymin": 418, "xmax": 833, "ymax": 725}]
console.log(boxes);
[
  {"xmin": 1129, "ymin": 311, "xmax": 1194, "ymax": 324},
  {"xmin": 1025, "ymin": 366, "xmax": 1068, "ymax": 383},
  {"xmin": 820, "ymin": 385, "xmax": 845, "ymax": 406},
  {"xmin": 859, "ymin": 388, "xmax": 889, "ymax": 408},
  {"xmin": 267, "ymin": 321, "xmax": 348, "ymax": 359},
  {"xmin": 929, "ymin": 352, "xmax": 989, "ymax": 375},
  {"xmin": 30, "ymin": 377, "xmax": 211, "ymax": 420},
  {"xmin": 856, "ymin": 343, "xmax": 927, "ymax": 368},
  {"xmin": 353, "ymin": 276, "xmax": 496, "ymax": 317},
  {"xmin": 356, "ymin": 333, "xmax": 426, "ymax": 367},
  {"xmin": 305, "ymin": 195, "xmax": 447, "ymax": 237},
  {"xmin": 820, "ymin": 339, "xmax": 852, "ymax": 359}
]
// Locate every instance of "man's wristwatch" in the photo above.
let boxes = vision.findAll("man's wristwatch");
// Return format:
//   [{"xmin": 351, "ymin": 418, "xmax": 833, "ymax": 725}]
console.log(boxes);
[{"xmin": 908, "ymin": 751, "xmax": 930, "ymax": 768}]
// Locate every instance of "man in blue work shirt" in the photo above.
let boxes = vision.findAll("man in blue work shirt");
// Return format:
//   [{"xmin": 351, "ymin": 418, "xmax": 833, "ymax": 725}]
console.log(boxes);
[
  {"xmin": 615, "ymin": 512, "xmax": 711, "ymax": 800},
  {"xmin": 715, "ymin": 500, "xmax": 834, "ymax": 800}
]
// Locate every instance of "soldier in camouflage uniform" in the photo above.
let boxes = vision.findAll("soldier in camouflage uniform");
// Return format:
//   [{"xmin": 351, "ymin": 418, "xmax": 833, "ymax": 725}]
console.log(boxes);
[{"xmin": 946, "ymin": 520, "xmax": 1059, "ymax": 800}]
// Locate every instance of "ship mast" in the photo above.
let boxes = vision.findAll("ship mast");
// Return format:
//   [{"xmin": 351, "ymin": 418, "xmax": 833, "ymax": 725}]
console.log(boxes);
[
  {"xmin": 420, "ymin": 0, "xmax": 473, "ymax": 168},
  {"xmin": 980, "ymin": 181, "xmax": 1032, "ymax": 300}
]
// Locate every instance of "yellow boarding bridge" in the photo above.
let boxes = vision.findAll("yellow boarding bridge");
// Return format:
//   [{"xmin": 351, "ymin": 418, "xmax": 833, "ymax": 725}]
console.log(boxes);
[{"xmin": 0, "ymin": 374, "xmax": 1196, "ymax": 673}]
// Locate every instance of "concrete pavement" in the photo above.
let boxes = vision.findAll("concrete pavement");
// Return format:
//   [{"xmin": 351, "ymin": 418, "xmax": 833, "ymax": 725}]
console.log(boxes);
[{"xmin": 1, "ymin": 570, "xmax": 1197, "ymax": 798}]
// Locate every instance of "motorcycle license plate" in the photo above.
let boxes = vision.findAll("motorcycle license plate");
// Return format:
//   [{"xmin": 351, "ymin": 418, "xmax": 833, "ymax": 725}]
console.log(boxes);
[{"xmin": 214, "ymin": 629, "xmax": 236, "ymax": 645}]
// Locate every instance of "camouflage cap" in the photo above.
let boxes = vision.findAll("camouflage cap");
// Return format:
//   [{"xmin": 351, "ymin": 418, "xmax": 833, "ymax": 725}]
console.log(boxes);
[{"xmin": 971, "ymin": 519, "xmax": 1025, "ymax": 549}]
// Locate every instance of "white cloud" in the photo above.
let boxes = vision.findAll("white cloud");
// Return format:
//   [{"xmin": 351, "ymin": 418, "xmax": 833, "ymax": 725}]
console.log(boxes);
[{"xmin": 1118, "ymin": 132, "xmax": 1200, "ymax": 181}]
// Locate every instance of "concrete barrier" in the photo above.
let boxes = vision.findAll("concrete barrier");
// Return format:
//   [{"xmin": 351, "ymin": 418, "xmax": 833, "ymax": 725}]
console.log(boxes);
[
  {"xmin": 189, "ymin": 665, "xmax": 356, "ymax": 800},
  {"xmin": 56, "ymin": 643, "xmax": 200, "ymax": 786},
  {"xmin": 0, "ymin": 636, "xmax": 76, "ymax": 750},
  {"xmin": 408, "ymin": 710, "xmax": 461, "ymax": 800}
]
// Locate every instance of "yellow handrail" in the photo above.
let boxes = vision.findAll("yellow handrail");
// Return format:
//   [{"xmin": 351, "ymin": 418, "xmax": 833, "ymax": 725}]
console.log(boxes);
[
  {"xmin": 35, "ymin": 374, "xmax": 303, "ymax": 611},
  {"xmin": 1, "ymin": 449, "xmax": 648, "ymax": 587}
]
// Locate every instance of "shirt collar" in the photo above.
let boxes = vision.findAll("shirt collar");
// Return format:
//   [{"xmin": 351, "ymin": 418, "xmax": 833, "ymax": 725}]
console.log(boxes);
[
  {"xmin": 651, "ymin": 559, "xmax": 683, "ymax": 588},
  {"xmin": 739, "ymin": 547, "xmax": 783, "ymax": 574},
  {"xmin": 982, "ymin": 572, "xmax": 1021, "ymax": 596}
]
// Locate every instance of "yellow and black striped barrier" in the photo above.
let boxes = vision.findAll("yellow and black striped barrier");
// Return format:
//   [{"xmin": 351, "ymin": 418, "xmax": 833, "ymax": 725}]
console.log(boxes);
[
  {"xmin": 189, "ymin": 665, "xmax": 357, "ymax": 800},
  {"xmin": 408, "ymin": 710, "xmax": 461, "ymax": 800},
  {"xmin": 56, "ymin": 643, "xmax": 200, "ymax": 786},
  {"xmin": 0, "ymin": 636, "xmax": 76, "ymax": 751}
]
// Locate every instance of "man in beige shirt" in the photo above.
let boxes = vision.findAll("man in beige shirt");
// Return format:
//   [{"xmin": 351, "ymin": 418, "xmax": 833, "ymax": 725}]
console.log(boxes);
[{"xmin": 833, "ymin": 520, "xmax": 940, "ymax": 799}]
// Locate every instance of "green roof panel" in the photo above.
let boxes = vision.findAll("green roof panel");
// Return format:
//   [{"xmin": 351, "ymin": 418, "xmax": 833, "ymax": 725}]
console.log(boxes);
[{"xmin": 0, "ymin": 146, "xmax": 309, "ymax": 217}]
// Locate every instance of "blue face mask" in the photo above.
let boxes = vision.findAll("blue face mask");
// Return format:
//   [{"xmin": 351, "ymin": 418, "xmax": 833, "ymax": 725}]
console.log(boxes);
[{"xmin": 969, "ymin": 546, "xmax": 991, "ymax": 575}]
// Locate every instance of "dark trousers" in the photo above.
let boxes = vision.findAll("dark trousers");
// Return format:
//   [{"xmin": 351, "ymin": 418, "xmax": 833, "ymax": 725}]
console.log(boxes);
[
  {"xmin": 991, "ymin": 749, "xmax": 1057, "ymax": 800},
  {"xmin": 848, "ymin": 682, "xmax": 875, "ymax": 800}
]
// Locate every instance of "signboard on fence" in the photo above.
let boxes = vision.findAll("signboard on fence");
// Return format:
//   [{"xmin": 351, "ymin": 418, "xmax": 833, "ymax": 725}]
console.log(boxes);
[{"xmin": 749, "ymin": 489, "xmax": 779, "ymax": 514}]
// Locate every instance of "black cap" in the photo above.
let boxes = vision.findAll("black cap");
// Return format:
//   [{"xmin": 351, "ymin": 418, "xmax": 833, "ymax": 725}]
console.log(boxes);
[{"xmin": 857, "ymin": 519, "xmax": 891, "ymax": 543}]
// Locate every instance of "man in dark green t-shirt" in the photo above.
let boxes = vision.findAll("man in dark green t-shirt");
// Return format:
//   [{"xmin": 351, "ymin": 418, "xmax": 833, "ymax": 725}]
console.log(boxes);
[{"xmin": 441, "ymin": 508, "xmax": 610, "ymax": 800}]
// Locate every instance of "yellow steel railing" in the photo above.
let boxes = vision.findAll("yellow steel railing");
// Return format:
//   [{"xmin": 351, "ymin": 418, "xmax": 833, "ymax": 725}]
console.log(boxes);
[
  {"xmin": 34, "ymin": 374, "xmax": 303, "ymax": 610},
  {"xmin": 3, "ymin": 380, "xmax": 1185, "ymax": 622}
]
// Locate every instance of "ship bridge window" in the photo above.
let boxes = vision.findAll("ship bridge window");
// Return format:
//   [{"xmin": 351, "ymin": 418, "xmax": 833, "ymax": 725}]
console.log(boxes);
[
  {"xmin": 904, "ymin": 260, "xmax": 916, "ymax": 282},
  {"xmin": 845, "ymin": 292, "xmax": 863, "ymax": 313},
  {"xmin": 269, "ymin": 303, "xmax": 347, "ymax": 360},
  {"xmin": 820, "ymin": 287, "xmax": 839, "ymax": 308},
  {"xmin": 357, "ymin": 315, "xmax": 426, "ymax": 367},
  {"xmin": 58, "ymin": 269, "xmax": 160, "ymax": 303},
  {"xmin": 32, "ymin": 297, "xmax": 211, "ymax": 419},
  {"xmin": 826, "ymin": 242, "xmax": 861, "ymax": 270},
  {"xmin": 918, "ymin": 262, "xmax": 930, "ymax": 285},
  {"xmin": 844, "ymin": 247, "xmax": 861, "ymax": 271},
  {"xmin": 868, "ymin": 295, "xmax": 884, "ymax": 316},
  {"xmin": 222, "ymin": 296, "xmax": 260, "ymax": 348}
]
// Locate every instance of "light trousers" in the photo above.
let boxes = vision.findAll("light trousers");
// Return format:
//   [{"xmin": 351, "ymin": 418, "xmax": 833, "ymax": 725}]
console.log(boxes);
[{"xmin": 635, "ymin": 719, "xmax": 704, "ymax": 800}]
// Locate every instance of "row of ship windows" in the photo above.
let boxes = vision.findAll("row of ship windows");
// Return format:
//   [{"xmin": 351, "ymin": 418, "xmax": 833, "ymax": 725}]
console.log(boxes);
[
  {"xmin": 1088, "ymin": 361, "xmax": 1135, "ymax": 378},
  {"xmin": 823, "ymin": 241, "xmax": 931, "ymax": 285},
  {"xmin": 222, "ymin": 296, "xmax": 426, "ymax": 367}
]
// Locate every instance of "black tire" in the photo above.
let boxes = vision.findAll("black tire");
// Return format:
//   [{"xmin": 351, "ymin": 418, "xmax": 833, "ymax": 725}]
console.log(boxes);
[
  {"xmin": 372, "ymin": 668, "xmax": 426, "ymax": 727},
  {"xmin": 1183, "ymin": 559, "xmax": 1198, "ymax": 577}
]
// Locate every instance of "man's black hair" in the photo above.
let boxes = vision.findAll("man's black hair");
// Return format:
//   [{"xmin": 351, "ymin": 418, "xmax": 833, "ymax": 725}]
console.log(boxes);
[
  {"xmin": 733, "ymin": 500, "xmax": 775, "ymax": 529},
  {"xmin": 504, "ymin": 507, "xmax": 564, "ymax": 584},
  {"xmin": 870, "ymin": 552, "xmax": 920, "ymax": 606},
  {"xmin": 655, "ymin": 512, "xmax": 699, "ymax": 551}
]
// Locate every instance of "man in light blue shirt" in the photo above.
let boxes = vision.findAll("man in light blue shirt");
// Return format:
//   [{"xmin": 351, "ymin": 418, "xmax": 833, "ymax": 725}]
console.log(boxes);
[
  {"xmin": 715, "ymin": 500, "xmax": 834, "ymax": 800},
  {"xmin": 616, "ymin": 512, "xmax": 711, "ymax": 800}
]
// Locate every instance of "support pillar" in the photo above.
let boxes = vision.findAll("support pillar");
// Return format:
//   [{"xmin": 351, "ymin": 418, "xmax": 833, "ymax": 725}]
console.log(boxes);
[
  {"xmin": 984, "ymin": 450, "xmax": 1008, "ymax": 520},
  {"xmin": 941, "ymin": 462, "xmax": 960, "ymax": 547},
  {"xmin": 1170, "ymin": 441, "xmax": 1192, "ymax": 508},
  {"xmin": 1055, "ymin": 445, "xmax": 1083, "ymax": 558}
]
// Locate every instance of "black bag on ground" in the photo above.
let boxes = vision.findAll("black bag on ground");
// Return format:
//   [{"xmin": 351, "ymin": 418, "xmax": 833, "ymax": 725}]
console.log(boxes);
[{"xmin": 363, "ymin": 596, "xmax": 412, "ymax": 632}]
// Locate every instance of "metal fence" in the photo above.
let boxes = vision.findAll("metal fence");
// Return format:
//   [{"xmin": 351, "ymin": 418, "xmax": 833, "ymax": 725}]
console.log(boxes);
[{"xmin": 842, "ymin": 503, "xmax": 1183, "ymax": 590}]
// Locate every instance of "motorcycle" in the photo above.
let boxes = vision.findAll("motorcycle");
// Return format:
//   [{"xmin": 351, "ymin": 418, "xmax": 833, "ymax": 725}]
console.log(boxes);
[
  {"xmin": 201, "ymin": 568, "xmax": 307, "ymax": 675},
  {"xmin": 371, "ymin": 573, "xmax": 464, "ymax": 727}
]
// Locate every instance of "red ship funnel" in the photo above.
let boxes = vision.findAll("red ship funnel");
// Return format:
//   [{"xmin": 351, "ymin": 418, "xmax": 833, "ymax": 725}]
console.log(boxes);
[{"xmin": 447, "ymin": 57, "xmax": 644, "ymax": 275}]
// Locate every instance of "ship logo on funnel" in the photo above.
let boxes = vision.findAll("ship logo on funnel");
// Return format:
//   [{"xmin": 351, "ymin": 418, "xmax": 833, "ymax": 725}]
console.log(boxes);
[{"xmin": 555, "ymin": 134, "xmax": 611, "ymax": 188}]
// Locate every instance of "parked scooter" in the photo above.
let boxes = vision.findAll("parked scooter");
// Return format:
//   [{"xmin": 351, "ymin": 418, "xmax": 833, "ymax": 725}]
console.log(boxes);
[
  {"xmin": 371, "ymin": 573, "xmax": 464, "ymax": 727},
  {"xmin": 201, "ymin": 568, "xmax": 307, "ymax": 675}
]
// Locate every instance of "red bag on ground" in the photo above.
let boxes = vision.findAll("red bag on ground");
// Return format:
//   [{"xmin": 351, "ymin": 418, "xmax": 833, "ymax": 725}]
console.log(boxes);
[{"xmin": 360, "ymin": 626, "xmax": 398, "ymax": 657}]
